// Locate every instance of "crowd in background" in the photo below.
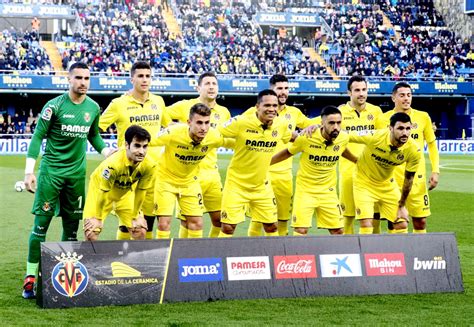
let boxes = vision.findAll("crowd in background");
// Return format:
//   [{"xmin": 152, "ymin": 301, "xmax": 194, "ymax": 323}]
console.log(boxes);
[{"xmin": 0, "ymin": 0, "xmax": 472, "ymax": 80}]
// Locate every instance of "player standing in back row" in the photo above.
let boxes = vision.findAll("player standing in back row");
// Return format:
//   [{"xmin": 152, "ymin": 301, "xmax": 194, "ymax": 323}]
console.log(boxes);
[
  {"xmin": 22, "ymin": 62, "xmax": 112, "ymax": 299},
  {"xmin": 99, "ymin": 61, "xmax": 169, "ymax": 240}
]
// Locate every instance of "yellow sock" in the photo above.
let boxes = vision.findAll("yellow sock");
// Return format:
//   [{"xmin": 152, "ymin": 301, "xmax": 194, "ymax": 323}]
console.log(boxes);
[
  {"xmin": 208, "ymin": 225, "xmax": 221, "ymax": 238},
  {"xmin": 359, "ymin": 227, "xmax": 373, "ymax": 234},
  {"xmin": 146, "ymin": 231, "xmax": 153, "ymax": 239},
  {"xmin": 187, "ymin": 229, "xmax": 203, "ymax": 238},
  {"xmin": 372, "ymin": 219, "xmax": 381, "ymax": 234},
  {"xmin": 293, "ymin": 231, "xmax": 305, "ymax": 236},
  {"xmin": 343, "ymin": 217, "xmax": 354, "ymax": 235},
  {"xmin": 179, "ymin": 225, "xmax": 188, "ymax": 238},
  {"xmin": 116, "ymin": 230, "xmax": 131, "ymax": 240},
  {"xmin": 277, "ymin": 221, "xmax": 288, "ymax": 236},
  {"xmin": 248, "ymin": 221, "xmax": 263, "ymax": 237},
  {"xmin": 264, "ymin": 231, "xmax": 279, "ymax": 237},
  {"xmin": 413, "ymin": 229, "xmax": 426, "ymax": 234},
  {"xmin": 157, "ymin": 230, "xmax": 171, "ymax": 239},
  {"xmin": 218, "ymin": 231, "xmax": 233, "ymax": 238},
  {"xmin": 392, "ymin": 228, "xmax": 408, "ymax": 234}
]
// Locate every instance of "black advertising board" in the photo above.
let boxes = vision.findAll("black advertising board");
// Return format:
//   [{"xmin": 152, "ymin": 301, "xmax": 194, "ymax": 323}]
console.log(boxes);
[{"xmin": 39, "ymin": 233, "xmax": 463, "ymax": 308}]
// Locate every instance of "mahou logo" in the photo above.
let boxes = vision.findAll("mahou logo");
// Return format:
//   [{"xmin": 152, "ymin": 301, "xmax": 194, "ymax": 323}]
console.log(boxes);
[
  {"xmin": 364, "ymin": 253, "xmax": 407, "ymax": 276},
  {"xmin": 274, "ymin": 255, "xmax": 317, "ymax": 279}
]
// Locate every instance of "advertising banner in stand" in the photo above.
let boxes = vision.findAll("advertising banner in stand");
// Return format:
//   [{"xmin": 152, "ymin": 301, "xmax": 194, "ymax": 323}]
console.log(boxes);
[{"xmin": 38, "ymin": 233, "xmax": 463, "ymax": 308}]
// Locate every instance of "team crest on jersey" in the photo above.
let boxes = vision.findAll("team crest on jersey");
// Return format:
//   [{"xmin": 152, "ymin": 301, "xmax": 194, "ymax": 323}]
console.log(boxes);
[
  {"xmin": 367, "ymin": 114, "xmax": 374, "ymax": 121},
  {"xmin": 397, "ymin": 154, "xmax": 405, "ymax": 161},
  {"xmin": 214, "ymin": 113, "xmax": 220, "ymax": 120},
  {"xmin": 412, "ymin": 122, "xmax": 418, "ymax": 129},
  {"xmin": 285, "ymin": 113, "xmax": 291, "ymax": 120},
  {"xmin": 42, "ymin": 107, "xmax": 53, "ymax": 121},
  {"xmin": 272, "ymin": 130, "xmax": 278, "ymax": 137},
  {"xmin": 333, "ymin": 145, "xmax": 340, "ymax": 152},
  {"xmin": 51, "ymin": 252, "xmax": 89, "ymax": 298},
  {"xmin": 102, "ymin": 168, "xmax": 111, "ymax": 180},
  {"xmin": 84, "ymin": 112, "xmax": 91, "ymax": 123},
  {"xmin": 151, "ymin": 104, "xmax": 157, "ymax": 110},
  {"xmin": 42, "ymin": 202, "xmax": 51, "ymax": 212},
  {"xmin": 201, "ymin": 146, "xmax": 209, "ymax": 153}
]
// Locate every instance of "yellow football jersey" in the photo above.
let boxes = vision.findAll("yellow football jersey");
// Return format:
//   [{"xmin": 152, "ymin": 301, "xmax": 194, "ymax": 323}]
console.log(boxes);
[
  {"xmin": 243, "ymin": 105, "xmax": 316, "ymax": 173},
  {"xmin": 350, "ymin": 129, "xmax": 421, "ymax": 183},
  {"xmin": 219, "ymin": 113, "xmax": 292, "ymax": 189},
  {"xmin": 375, "ymin": 108, "xmax": 438, "ymax": 176},
  {"xmin": 90, "ymin": 148, "xmax": 156, "ymax": 201},
  {"xmin": 99, "ymin": 92, "xmax": 169, "ymax": 161},
  {"xmin": 289, "ymin": 129, "xmax": 350, "ymax": 191},
  {"xmin": 166, "ymin": 98, "xmax": 231, "ymax": 171},
  {"xmin": 339, "ymin": 102, "xmax": 383, "ymax": 175},
  {"xmin": 150, "ymin": 124, "xmax": 225, "ymax": 184}
]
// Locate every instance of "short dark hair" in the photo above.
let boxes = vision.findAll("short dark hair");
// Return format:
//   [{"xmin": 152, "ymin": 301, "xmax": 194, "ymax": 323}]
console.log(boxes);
[
  {"xmin": 69, "ymin": 62, "xmax": 89, "ymax": 72},
  {"xmin": 189, "ymin": 103, "xmax": 211, "ymax": 119},
  {"xmin": 392, "ymin": 82, "xmax": 412, "ymax": 94},
  {"xmin": 198, "ymin": 72, "xmax": 217, "ymax": 86},
  {"xmin": 390, "ymin": 112, "xmax": 411, "ymax": 127},
  {"xmin": 125, "ymin": 125, "xmax": 151, "ymax": 144},
  {"xmin": 321, "ymin": 105, "xmax": 341, "ymax": 118},
  {"xmin": 347, "ymin": 75, "xmax": 366, "ymax": 91},
  {"xmin": 256, "ymin": 89, "xmax": 277, "ymax": 104},
  {"xmin": 269, "ymin": 74, "xmax": 288, "ymax": 86},
  {"xmin": 131, "ymin": 61, "xmax": 151, "ymax": 77}
]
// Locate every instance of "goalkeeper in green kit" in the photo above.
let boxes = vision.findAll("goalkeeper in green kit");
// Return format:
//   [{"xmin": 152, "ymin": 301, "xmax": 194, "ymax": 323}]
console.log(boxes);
[{"xmin": 22, "ymin": 62, "xmax": 113, "ymax": 299}]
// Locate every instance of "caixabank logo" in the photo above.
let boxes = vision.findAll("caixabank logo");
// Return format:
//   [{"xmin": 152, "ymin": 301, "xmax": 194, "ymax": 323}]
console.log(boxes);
[
  {"xmin": 51, "ymin": 252, "xmax": 89, "ymax": 297},
  {"xmin": 319, "ymin": 254, "xmax": 362, "ymax": 278},
  {"xmin": 178, "ymin": 258, "xmax": 224, "ymax": 282}
]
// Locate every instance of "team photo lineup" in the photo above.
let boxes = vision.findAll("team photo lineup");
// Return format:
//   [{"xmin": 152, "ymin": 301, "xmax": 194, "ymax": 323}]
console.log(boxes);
[{"xmin": 19, "ymin": 59, "xmax": 441, "ymax": 299}]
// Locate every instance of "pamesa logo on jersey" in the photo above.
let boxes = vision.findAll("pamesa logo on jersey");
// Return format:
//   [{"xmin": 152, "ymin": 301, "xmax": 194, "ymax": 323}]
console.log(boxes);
[{"xmin": 51, "ymin": 252, "xmax": 89, "ymax": 297}]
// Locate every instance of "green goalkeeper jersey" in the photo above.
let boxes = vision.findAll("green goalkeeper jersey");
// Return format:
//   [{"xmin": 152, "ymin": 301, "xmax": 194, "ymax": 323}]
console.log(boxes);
[{"xmin": 27, "ymin": 93, "xmax": 106, "ymax": 177}]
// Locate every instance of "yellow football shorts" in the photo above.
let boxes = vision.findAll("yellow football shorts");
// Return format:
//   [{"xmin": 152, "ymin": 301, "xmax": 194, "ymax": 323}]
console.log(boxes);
[
  {"xmin": 354, "ymin": 178, "xmax": 400, "ymax": 223},
  {"xmin": 269, "ymin": 170, "xmax": 293, "ymax": 221},
  {"xmin": 221, "ymin": 181, "xmax": 277, "ymax": 225},
  {"xmin": 199, "ymin": 170, "xmax": 223, "ymax": 213},
  {"xmin": 291, "ymin": 185, "xmax": 343, "ymax": 229},
  {"xmin": 154, "ymin": 179, "xmax": 203, "ymax": 217}
]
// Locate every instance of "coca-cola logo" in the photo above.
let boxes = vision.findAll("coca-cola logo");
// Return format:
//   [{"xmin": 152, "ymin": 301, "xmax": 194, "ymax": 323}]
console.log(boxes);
[{"xmin": 274, "ymin": 255, "xmax": 317, "ymax": 279}]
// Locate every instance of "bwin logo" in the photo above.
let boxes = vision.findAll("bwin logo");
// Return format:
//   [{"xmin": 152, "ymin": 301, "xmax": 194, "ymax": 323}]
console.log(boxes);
[
  {"xmin": 413, "ymin": 257, "xmax": 446, "ymax": 270},
  {"xmin": 179, "ymin": 258, "xmax": 224, "ymax": 282}
]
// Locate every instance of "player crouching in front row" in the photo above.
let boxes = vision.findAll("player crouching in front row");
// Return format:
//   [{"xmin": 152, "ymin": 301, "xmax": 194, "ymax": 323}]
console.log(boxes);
[{"xmin": 83, "ymin": 125, "xmax": 155, "ymax": 241}]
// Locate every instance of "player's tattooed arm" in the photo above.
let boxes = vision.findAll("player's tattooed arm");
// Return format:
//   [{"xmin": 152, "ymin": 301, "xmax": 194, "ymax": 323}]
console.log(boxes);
[
  {"xmin": 399, "ymin": 170, "xmax": 416, "ymax": 208},
  {"xmin": 342, "ymin": 148, "xmax": 358, "ymax": 163}
]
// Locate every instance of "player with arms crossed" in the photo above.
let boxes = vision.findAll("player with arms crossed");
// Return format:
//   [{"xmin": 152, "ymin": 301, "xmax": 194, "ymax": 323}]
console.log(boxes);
[
  {"xmin": 22, "ymin": 62, "xmax": 112, "ymax": 299},
  {"xmin": 152, "ymin": 104, "xmax": 230, "ymax": 238},
  {"xmin": 99, "ymin": 61, "xmax": 169, "ymax": 239},
  {"xmin": 83, "ymin": 126, "xmax": 155, "ymax": 241},
  {"xmin": 165, "ymin": 72, "xmax": 231, "ymax": 237},
  {"xmin": 272, "ymin": 106, "xmax": 357, "ymax": 235},
  {"xmin": 375, "ymin": 82, "xmax": 439, "ymax": 233},
  {"xmin": 338, "ymin": 76, "xmax": 383, "ymax": 234},
  {"xmin": 245, "ymin": 74, "xmax": 318, "ymax": 236},
  {"xmin": 351, "ymin": 112, "xmax": 421, "ymax": 234},
  {"xmin": 218, "ymin": 89, "xmax": 294, "ymax": 237}
]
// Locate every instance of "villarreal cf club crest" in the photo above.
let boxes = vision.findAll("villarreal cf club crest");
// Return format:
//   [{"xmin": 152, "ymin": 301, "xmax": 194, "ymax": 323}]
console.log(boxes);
[
  {"xmin": 84, "ymin": 112, "xmax": 91, "ymax": 123},
  {"xmin": 51, "ymin": 252, "xmax": 89, "ymax": 297},
  {"xmin": 367, "ymin": 114, "xmax": 374, "ymax": 121},
  {"xmin": 272, "ymin": 130, "xmax": 278, "ymax": 137},
  {"xmin": 201, "ymin": 145, "xmax": 209, "ymax": 153},
  {"xmin": 333, "ymin": 145, "xmax": 340, "ymax": 152}
]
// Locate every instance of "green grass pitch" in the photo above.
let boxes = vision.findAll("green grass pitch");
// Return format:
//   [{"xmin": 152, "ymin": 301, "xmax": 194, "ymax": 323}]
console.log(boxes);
[{"xmin": 0, "ymin": 154, "xmax": 473, "ymax": 325}]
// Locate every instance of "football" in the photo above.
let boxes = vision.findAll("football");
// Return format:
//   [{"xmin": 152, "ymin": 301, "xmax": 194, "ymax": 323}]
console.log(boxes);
[{"xmin": 15, "ymin": 181, "xmax": 25, "ymax": 192}]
